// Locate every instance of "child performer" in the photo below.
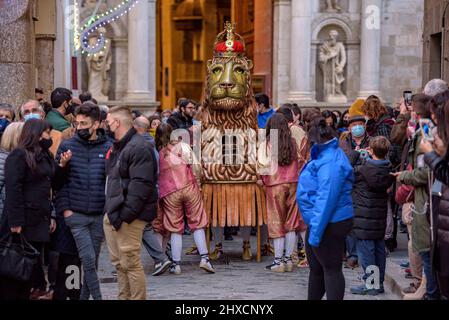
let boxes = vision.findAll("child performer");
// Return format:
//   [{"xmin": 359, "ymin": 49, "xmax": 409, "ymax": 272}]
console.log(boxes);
[
  {"xmin": 258, "ymin": 113, "xmax": 306, "ymax": 272},
  {"xmin": 156, "ymin": 123, "xmax": 215, "ymax": 275}
]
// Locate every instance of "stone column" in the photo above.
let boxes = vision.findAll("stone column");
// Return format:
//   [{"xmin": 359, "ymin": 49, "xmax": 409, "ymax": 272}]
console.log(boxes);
[
  {"xmin": 288, "ymin": 0, "xmax": 314, "ymax": 102},
  {"xmin": 272, "ymin": 0, "xmax": 291, "ymax": 105},
  {"xmin": 125, "ymin": 0, "xmax": 156, "ymax": 102},
  {"xmin": 358, "ymin": 0, "xmax": 382, "ymax": 98},
  {"xmin": 0, "ymin": 0, "xmax": 34, "ymax": 108}
]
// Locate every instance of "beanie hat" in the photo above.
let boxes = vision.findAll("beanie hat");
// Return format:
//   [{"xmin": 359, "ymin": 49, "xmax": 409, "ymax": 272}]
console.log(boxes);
[{"xmin": 348, "ymin": 99, "xmax": 365, "ymax": 117}]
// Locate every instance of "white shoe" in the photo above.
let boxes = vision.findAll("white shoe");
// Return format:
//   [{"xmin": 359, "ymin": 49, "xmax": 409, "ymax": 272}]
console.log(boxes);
[
  {"xmin": 169, "ymin": 262, "xmax": 181, "ymax": 275},
  {"xmin": 199, "ymin": 257, "xmax": 216, "ymax": 274}
]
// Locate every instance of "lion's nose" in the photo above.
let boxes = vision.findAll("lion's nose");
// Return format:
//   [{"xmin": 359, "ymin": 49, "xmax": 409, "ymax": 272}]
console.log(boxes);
[{"xmin": 219, "ymin": 82, "xmax": 235, "ymax": 89}]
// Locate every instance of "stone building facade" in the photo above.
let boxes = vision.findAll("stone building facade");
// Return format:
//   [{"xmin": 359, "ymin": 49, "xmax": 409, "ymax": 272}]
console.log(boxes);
[
  {"xmin": 272, "ymin": 0, "xmax": 424, "ymax": 107},
  {"xmin": 422, "ymin": 0, "xmax": 449, "ymax": 85}
]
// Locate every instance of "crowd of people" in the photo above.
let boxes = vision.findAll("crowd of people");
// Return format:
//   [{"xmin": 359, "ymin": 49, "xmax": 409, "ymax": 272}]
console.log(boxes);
[{"xmin": 0, "ymin": 78, "xmax": 448, "ymax": 300}]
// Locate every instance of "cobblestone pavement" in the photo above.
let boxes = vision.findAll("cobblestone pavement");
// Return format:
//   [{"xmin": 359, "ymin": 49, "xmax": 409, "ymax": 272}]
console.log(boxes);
[{"xmin": 98, "ymin": 233, "xmax": 400, "ymax": 300}]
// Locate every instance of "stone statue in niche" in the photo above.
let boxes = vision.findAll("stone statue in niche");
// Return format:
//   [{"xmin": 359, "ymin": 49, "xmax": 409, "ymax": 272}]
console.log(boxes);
[
  {"xmin": 325, "ymin": 0, "xmax": 342, "ymax": 13},
  {"xmin": 319, "ymin": 30, "xmax": 347, "ymax": 103},
  {"xmin": 86, "ymin": 28, "xmax": 112, "ymax": 102}
]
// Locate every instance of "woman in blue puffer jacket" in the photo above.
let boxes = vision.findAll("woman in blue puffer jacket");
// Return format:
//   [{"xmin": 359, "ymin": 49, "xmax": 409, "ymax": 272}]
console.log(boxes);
[{"xmin": 297, "ymin": 117, "xmax": 354, "ymax": 300}]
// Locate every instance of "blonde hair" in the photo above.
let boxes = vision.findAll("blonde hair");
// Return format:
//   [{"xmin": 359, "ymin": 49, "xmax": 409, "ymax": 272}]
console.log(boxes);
[{"xmin": 1, "ymin": 122, "xmax": 25, "ymax": 151}]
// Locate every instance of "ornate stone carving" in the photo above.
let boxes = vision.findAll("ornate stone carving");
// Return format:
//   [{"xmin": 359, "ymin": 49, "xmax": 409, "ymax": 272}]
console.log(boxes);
[
  {"xmin": 318, "ymin": 29, "xmax": 347, "ymax": 103},
  {"xmin": 324, "ymin": 0, "xmax": 342, "ymax": 13},
  {"xmin": 86, "ymin": 28, "xmax": 112, "ymax": 101}
]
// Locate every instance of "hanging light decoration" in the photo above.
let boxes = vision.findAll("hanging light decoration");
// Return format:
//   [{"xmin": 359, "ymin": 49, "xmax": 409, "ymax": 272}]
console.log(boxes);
[{"xmin": 75, "ymin": 0, "xmax": 140, "ymax": 55}]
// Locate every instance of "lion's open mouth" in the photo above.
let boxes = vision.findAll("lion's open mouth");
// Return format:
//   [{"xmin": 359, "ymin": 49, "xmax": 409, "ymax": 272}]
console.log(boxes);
[{"xmin": 210, "ymin": 98, "xmax": 245, "ymax": 110}]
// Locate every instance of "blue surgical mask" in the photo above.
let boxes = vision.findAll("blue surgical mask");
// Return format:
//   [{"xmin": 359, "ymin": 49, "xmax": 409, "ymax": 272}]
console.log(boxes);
[
  {"xmin": 162, "ymin": 116, "xmax": 169, "ymax": 124},
  {"xmin": 24, "ymin": 113, "xmax": 41, "ymax": 122},
  {"xmin": 0, "ymin": 118, "xmax": 10, "ymax": 133},
  {"xmin": 351, "ymin": 125, "xmax": 366, "ymax": 138}
]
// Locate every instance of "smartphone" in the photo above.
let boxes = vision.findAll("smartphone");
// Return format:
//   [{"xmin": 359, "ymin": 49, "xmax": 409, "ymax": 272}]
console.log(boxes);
[
  {"xmin": 419, "ymin": 118, "xmax": 435, "ymax": 141},
  {"xmin": 403, "ymin": 90, "xmax": 413, "ymax": 107}
]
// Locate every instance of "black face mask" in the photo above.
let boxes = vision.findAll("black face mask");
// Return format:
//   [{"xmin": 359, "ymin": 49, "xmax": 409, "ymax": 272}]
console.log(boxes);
[
  {"xmin": 39, "ymin": 138, "xmax": 53, "ymax": 150},
  {"xmin": 340, "ymin": 120, "xmax": 348, "ymax": 128},
  {"xmin": 77, "ymin": 128, "xmax": 93, "ymax": 141}
]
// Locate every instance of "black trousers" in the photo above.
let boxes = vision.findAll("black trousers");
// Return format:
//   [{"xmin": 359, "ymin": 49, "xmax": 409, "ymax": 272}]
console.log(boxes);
[
  {"xmin": 29, "ymin": 241, "xmax": 47, "ymax": 291},
  {"xmin": 437, "ymin": 273, "xmax": 449, "ymax": 300},
  {"xmin": 53, "ymin": 253, "xmax": 81, "ymax": 300},
  {"xmin": 305, "ymin": 218, "xmax": 353, "ymax": 300}
]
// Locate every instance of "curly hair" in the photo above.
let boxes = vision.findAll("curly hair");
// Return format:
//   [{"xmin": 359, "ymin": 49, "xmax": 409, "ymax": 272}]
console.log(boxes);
[{"xmin": 362, "ymin": 95, "xmax": 387, "ymax": 121}]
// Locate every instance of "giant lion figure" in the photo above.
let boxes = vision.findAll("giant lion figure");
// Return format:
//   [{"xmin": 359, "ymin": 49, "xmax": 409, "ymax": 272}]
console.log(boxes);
[{"xmin": 201, "ymin": 22, "xmax": 267, "ymax": 261}]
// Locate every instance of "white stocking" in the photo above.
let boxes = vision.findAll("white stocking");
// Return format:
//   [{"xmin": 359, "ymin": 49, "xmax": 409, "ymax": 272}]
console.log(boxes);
[
  {"xmin": 170, "ymin": 233, "xmax": 183, "ymax": 262},
  {"xmin": 285, "ymin": 231, "xmax": 297, "ymax": 258},
  {"xmin": 273, "ymin": 237, "xmax": 285, "ymax": 259},
  {"xmin": 193, "ymin": 229, "xmax": 209, "ymax": 256}
]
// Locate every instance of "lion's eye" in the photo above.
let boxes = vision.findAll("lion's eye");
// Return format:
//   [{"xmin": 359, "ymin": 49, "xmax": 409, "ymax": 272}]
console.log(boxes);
[
  {"xmin": 234, "ymin": 67, "xmax": 244, "ymax": 74},
  {"xmin": 212, "ymin": 67, "xmax": 222, "ymax": 74}
]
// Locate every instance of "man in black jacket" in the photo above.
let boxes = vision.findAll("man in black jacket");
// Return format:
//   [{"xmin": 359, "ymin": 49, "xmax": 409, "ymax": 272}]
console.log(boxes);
[
  {"xmin": 350, "ymin": 136, "xmax": 395, "ymax": 296},
  {"xmin": 103, "ymin": 106, "xmax": 158, "ymax": 300},
  {"xmin": 167, "ymin": 99, "xmax": 195, "ymax": 130},
  {"xmin": 56, "ymin": 102, "xmax": 112, "ymax": 300}
]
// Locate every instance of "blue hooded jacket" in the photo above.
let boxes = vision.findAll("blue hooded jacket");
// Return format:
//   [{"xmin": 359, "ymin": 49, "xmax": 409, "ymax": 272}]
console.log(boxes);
[{"xmin": 296, "ymin": 138, "xmax": 354, "ymax": 247}]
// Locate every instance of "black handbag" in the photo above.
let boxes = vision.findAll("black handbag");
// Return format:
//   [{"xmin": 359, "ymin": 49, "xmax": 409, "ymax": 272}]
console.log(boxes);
[{"xmin": 0, "ymin": 232, "xmax": 40, "ymax": 282}]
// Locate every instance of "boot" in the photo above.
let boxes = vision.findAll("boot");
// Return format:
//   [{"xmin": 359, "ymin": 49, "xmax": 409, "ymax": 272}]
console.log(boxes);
[
  {"xmin": 209, "ymin": 243, "xmax": 223, "ymax": 261},
  {"xmin": 242, "ymin": 240, "xmax": 252, "ymax": 261},
  {"xmin": 403, "ymin": 276, "xmax": 426, "ymax": 300}
]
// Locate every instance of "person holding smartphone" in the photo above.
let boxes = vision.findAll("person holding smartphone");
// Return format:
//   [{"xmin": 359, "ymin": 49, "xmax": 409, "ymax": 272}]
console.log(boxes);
[{"xmin": 391, "ymin": 94, "xmax": 440, "ymax": 300}]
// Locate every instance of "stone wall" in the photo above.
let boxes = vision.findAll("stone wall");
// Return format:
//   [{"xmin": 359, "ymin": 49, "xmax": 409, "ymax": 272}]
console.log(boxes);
[
  {"xmin": 0, "ymin": 0, "xmax": 34, "ymax": 108},
  {"xmin": 379, "ymin": 0, "xmax": 424, "ymax": 105},
  {"xmin": 422, "ymin": 0, "xmax": 449, "ymax": 85}
]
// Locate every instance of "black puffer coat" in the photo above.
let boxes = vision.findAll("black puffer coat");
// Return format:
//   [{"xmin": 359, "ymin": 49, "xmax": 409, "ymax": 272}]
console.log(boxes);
[
  {"xmin": 352, "ymin": 158, "xmax": 395, "ymax": 240},
  {"xmin": 104, "ymin": 128, "xmax": 158, "ymax": 230}
]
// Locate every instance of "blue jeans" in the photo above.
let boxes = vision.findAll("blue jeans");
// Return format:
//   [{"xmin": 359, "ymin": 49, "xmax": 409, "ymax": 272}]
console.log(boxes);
[
  {"xmin": 356, "ymin": 239, "xmax": 386, "ymax": 285},
  {"xmin": 419, "ymin": 251, "xmax": 440, "ymax": 299},
  {"xmin": 142, "ymin": 225, "xmax": 169, "ymax": 264},
  {"xmin": 65, "ymin": 212, "xmax": 104, "ymax": 300},
  {"xmin": 346, "ymin": 234, "xmax": 358, "ymax": 260}
]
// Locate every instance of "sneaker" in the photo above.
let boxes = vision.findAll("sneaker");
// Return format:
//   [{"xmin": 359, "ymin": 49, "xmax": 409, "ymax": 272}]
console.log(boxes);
[
  {"xmin": 297, "ymin": 258, "xmax": 309, "ymax": 269},
  {"xmin": 152, "ymin": 260, "xmax": 172, "ymax": 276},
  {"xmin": 36, "ymin": 290, "xmax": 54, "ymax": 300},
  {"xmin": 169, "ymin": 262, "xmax": 181, "ymax": 275},
  {"xmin": 345, "ymin": 257, "xmax": 359, "ymax": 269},
  {"xmin": 242, "ymin": 240, "xmax": 252, "ymax": 261},
  {"xmin": 350, "ymin": 284, "xmax": 379, "ymax": 296},
  {"xmin": 199, "ymin": 257, "xmax": 216, "ymax": 274},
  {"xmin": 210, "ymin": 243, "xmax": 223, "ymax": 261},
  {"xmin": 284, "ymin": 257, "xmax": 293, "ymax": 272},
  {"xmin": 402, "ymin": 281, "xmax": 421, "ymax": 295},
  {"xmin": 30, "ymin": 289, "xmax": 48, "ymax": 300},
  {"xmin": 265, "ymin": 259, "xmax": 285, "ymax": 273}
]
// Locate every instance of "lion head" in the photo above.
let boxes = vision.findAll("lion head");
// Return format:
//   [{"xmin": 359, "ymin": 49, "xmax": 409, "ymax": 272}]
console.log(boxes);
[{"xmin": 205, "ymin": 56, "xmax": 254, "ymax": 111}]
